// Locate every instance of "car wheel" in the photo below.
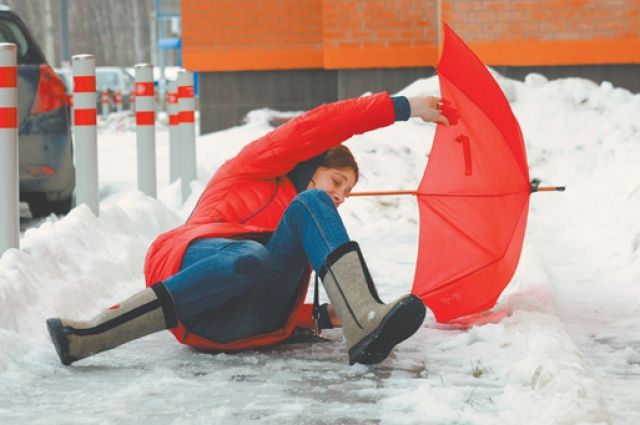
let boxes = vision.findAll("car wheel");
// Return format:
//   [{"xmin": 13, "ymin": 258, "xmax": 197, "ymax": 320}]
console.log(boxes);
[{"xmin": 28, "ymin": 194, "xmax": 73, "ymax": 218}]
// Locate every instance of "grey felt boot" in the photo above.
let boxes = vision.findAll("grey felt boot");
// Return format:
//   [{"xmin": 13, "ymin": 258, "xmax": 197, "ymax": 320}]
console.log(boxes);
[
  {"xmin": 319, "ymin": 242, "xmax": 426, "ymax": 365},
  {"xmin": 46, "ymin": 282, "xmax": 177, "ymax": 365}
]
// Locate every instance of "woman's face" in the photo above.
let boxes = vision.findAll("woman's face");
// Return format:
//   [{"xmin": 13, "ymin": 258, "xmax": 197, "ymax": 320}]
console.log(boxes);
[{"xmin": 307, "ymin": 166, "xmax": 357, "ymax": 207}]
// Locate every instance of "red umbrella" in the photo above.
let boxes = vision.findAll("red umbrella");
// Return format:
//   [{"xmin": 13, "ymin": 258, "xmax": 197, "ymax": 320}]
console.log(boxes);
[
  {"xmin": 412, "ymin": 24, "xmax": 539, "ymax": 323},
  {"xmin": 351, "ymin": 25, "xmax": 563, "ymax": 323}
]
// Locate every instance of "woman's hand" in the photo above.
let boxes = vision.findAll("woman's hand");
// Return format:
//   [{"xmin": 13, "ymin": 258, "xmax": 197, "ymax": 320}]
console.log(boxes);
[{"xmin": 408, "ymin": 96, "xmax": 450, "ymax": 126}]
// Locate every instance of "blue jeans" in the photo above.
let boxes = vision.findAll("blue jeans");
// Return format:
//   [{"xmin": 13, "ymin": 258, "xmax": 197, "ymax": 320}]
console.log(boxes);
[{"xmin": 163, "ymin": 189, "xmax": 350, "ymax": 343}]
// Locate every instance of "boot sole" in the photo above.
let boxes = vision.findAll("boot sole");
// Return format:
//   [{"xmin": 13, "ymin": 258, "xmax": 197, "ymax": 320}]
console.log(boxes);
[
  {"xmin": 348, "ymin": 295, "xmax": 426, "ymax": 365},
  {"xmin": 46, "ymin": 318, "xmax": 77, "ymax": 366}
]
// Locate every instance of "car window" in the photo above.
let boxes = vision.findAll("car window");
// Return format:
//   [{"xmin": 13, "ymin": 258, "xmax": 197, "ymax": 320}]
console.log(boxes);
[
  {"xmin": 123, "ymin": 71, "xmax": 134, "ymax": 91},
  {"xmin": 0, "ymin": 16, "xmax": 30, "ymax": 60},
  {"xmin": 96, "ymin": 71, "xmax": 119, "ymax": 90}
]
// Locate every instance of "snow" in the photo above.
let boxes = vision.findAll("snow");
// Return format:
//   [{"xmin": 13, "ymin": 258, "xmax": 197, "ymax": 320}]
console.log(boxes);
[{"xmin": 2, "ymin": 71, "xmax": 640, "ymax": 424}]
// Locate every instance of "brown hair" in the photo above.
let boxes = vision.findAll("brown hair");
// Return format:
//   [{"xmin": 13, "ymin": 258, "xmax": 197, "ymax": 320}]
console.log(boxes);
[{"xmin": 321, "ymin": 145, "xmax": 359, "ymax": 182}]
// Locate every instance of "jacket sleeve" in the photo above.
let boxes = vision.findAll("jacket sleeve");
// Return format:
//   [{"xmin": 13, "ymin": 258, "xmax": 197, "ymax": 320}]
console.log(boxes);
[{"xmin": 221, "ymin": 92, "xmax": 396, "ymax": 180}]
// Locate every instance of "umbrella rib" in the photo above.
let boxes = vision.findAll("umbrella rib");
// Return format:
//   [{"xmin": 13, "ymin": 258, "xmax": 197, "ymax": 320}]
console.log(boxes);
[
  {"xmin": 415, "ymin": 254, "xmax": 504, "ymax": 298},
  {"xmin": 418, "ymin": 190, "xmax": 528, "ymax": 198},
  {"xmin": 437, "ymin": 71, "xmax": 528, "ymax": 180},
  {"xmin": 423, "ymin": 199, "xmax": 498, "ymax": 258},
  {"xmin": 419, "ymin": 198, "xmax": 529, "ymax": 297}
]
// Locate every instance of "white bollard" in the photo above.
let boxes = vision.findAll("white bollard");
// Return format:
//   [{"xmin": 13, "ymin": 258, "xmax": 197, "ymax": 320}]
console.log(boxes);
[
  {"xmin": 115, "ymin": 90, "xmax": 123, "ymax": 113},
  {"xmin": 0, "ymin": 43, "xmax": 19, "ymax": 255},
  {"xmin": 177, "ymin": 70, "xmax": 197, "ymax": 204},
  {"xmin": 72, "ymin": 54, "xmax": 99, "ymax": 216},
  {"xmin": 167, "ymin": 80, "xmax": 180, "ymax": 184},
  {"xmin": 100, "ymin": 88, "xmax": 109, "ymax": 118},
  {"xmin": 134, "ymin": 64, "xmax": 157, "ymax": 198}
]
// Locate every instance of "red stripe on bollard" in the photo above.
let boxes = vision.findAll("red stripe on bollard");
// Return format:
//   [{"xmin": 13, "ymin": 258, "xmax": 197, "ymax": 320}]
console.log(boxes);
[
  {"xmin": 135, "ymin": 82, "xmax": 154, "ymax": 97},
  {"xmin": 0, "ymin": 107, "xmax": 17, "ymax": 128},
  {"xmin": 169, "ymin": 114, "xmax": 179, "ymax": 125},
  {"xmin": 74, "ymin": 108, "xmax": 97, "ymax": 126},
  {"xmin": 0, "ymin": 66, "xmax": 17, "ymax": 87},
  {"xmin": 179, "ymin": 110, "xmax": 195, "ymax": 123},
  {"xmin": 73, "ymin": 75, "xmax": 96, "ymax": 92},
  {"xmin": 136, "ymin": 111, "xmax": 155, "ymax": 125},
  {"xmin": 178, "ymin": 85, "xmax": 194, "ymax": 98}
]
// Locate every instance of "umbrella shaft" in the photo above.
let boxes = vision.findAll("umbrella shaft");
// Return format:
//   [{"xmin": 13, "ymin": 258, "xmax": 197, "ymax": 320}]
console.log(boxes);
[
  {"xmin": 348, "ymin": 190, "xmax": 417, "ymax": 197},
  {"xmin": 349, "ymin": 187, "xmax": 565, "ymax": 197}
]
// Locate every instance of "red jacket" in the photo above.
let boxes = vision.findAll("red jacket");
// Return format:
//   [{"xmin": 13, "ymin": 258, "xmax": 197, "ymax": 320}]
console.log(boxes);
[{"xmin": 143, "ymin": 92, "xmax": 395, "ymax": 351}]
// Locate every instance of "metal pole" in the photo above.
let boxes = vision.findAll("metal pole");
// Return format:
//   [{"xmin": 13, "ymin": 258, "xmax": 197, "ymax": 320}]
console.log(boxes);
[
  {"xmin": 150, "ymin": 5, "xmax": 158, "ymax": 68},
  {"xmin": 72, "ymin": 54, "xmax": 99, "ymax": 215},
  {"xmin": 0, "ymin": 43, "xmax": 19, "ymax": 255},
  {"xmin": 134, "ymin": 63, "xmax": 157, "ymax": 198},
  {"xmin": 167, "ymin": 80, "xmax": 180, "ymax": 184},
  {"xmin": 43, "ymin": 0, "xmax": 56, "ymax": 65},
  {"xmin": 59, "ymin": 0, "xmax": 70, "ymax": 64},
  {"xmin": 158, "ymin": 14, "xmax": 166, "ymax": 113},
  {"xmin": 177, "ymin": 70, "xmax": 196, "ymax": 203}
]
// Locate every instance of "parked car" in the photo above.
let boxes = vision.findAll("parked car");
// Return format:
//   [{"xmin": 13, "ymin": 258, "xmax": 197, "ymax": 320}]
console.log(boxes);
[
  {"xmin": 96, "ymin": 66, "xmax": 135, "ymax": 111},
  {"xmin": 54, "ymin": 66, "xmax": 73, "ymax": 106},
  {"xmin": 0, "ymin": 7, "xmax": 74, "ymax": 218}
]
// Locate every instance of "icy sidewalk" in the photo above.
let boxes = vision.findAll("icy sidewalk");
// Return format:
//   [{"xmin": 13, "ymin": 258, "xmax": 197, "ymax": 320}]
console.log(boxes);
[
  {"xmin": 552, "ymin": 285, "xmax": 640, "ymax": 425},
  {"xmin": 0, "ymin": 194, "xmax": 618, "ymax": 424}
]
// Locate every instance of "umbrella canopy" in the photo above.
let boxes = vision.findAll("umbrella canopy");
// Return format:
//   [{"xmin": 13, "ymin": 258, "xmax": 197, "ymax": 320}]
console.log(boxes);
[{"xmin": 411, "ymin": 25, "xmax": 531, "ymax": 323}]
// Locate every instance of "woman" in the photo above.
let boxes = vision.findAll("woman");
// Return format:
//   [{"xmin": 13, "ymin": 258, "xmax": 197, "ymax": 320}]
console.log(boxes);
[{"xmin": 47, "ymin": 92, "xmax": 448, "ymax": 366}]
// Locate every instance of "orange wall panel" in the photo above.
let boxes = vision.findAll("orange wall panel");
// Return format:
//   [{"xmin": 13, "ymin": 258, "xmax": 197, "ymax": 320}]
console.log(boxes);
[{"xmin": 469, "ymin": 38, "xmax": 640, "ymax": 66}]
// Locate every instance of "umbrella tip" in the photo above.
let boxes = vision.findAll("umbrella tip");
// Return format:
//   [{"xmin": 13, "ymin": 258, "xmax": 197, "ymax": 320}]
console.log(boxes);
[{"xmin": 530, "ymin": 182, "xmax": 566, "ymax": 193}]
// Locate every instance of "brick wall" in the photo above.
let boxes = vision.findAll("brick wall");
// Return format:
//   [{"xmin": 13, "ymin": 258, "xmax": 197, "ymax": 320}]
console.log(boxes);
[
  {"xmin": 443, "ymin": 0, "xmax": 638, "ymax": 42},
  {"xmin": 442, "ymin": 0, "xmax": 640, "ymax": 64},
  {"xmin": 182, "ymin": 0, "xmax": 439, "ymax": 70},
  {"xmin": 182, "ymin": 0, "xmax": 640, "ymax": 70},
  {"xmin": 323, "ymin": 0, "xmax": 439, "ymax": 68}
]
